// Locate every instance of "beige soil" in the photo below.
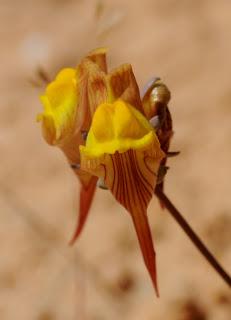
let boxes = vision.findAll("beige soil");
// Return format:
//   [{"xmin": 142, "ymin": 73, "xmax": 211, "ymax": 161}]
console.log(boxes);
[{"xmin": 0, "ymin": 0, "xmax": 230, "ymax": 319}]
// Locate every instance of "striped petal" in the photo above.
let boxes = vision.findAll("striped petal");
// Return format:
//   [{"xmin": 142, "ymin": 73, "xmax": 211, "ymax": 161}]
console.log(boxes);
[
  {"xmin": 68, "ymin": 49, "xmax": 109, "ymax": 242},
  {"xmin": 87, "ymin": 47, "xmax": 108, "ymax": 73},
  {"xmin": 108, "ymin": 63, "xmax": 143, "ymax": 112},
  {"xmin": 80, "ymin": 100, "xmax": 165, "ymax": 295}
]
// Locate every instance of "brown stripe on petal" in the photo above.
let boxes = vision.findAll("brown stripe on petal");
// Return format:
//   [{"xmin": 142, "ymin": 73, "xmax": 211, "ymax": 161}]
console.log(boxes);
[
  {"xmin": 127, "ymin": 151, "xmax": 147, "ymax": 212},
  {"xmin": 134, "ymin": 151, "xmax": 156, "ymax": 195},
  {"xmin": 119, "ymin": 152, "xmax": 133, "ymax": 211},
  {"xmin": 78, "ymin": 58, "xmax": 108, "ymax": 127},
  {"xmin": 131, "ymin": 151, "xmax": 153, "ymax": 199},
  {"xmin": 75, "ymin": 66, "xmax": 91, "ymax": 133},
  {"xmin": 87, "ymin": 69, "xmax": 108, "ymax": 115},
  {"xmin": 102, "ymin": 145, "xmax": 162, "ymax": 214},
  {"xmin": 87, "ymin": 47, "xmax": 108, "ymax": 73}
]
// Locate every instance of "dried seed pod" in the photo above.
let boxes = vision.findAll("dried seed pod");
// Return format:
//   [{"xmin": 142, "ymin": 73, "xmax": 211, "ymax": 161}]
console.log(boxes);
[
  {"xmin": 149, "ymin": 80, "xmax": 171, "ymax": 109},
  {"xmin": 142, "ymin": 78, "xmax": 174, "ymax": 208},
  {"xmin": 142, "ymin": 78, "xmax": 171, "ymax": 120},
  {"xmin": 142, "ymin": 77, "xmax": 172, "ymax": 151}
]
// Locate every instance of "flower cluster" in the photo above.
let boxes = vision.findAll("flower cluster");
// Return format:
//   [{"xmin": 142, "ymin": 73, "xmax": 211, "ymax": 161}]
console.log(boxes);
[{"xmin": 37, "ymin": 48, "xmax": 173, "ymax": 296}]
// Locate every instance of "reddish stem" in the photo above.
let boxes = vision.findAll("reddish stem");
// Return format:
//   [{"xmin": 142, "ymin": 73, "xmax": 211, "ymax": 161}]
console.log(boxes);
[{"xmin": 155, "ymin": 187, "xmax": 231, "ymax": 288}]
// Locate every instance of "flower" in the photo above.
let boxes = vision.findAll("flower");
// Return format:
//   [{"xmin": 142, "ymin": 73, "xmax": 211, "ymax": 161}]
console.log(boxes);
[
  {"xmin": 37, "ymin": 49, "xmax": 166, "ymax": 296},
  {"xmin": 80, "ymin": 99, "xmax": 165, "ymax": 295},
  {"xmin": 37, "ymin": 48, "xmax": 109, "ymax": 245}
]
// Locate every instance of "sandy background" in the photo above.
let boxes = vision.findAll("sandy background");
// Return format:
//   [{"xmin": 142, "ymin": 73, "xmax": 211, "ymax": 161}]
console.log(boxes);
[{"xmin": 0, "ymin": 0, "xmax": 231, "ymax": 319}]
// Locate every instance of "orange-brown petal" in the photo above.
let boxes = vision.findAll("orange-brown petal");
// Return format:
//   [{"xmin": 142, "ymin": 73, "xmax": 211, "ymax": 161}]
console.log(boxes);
[
  {"xmin": 81, "ymin": 141, "xmax": 165, "ymax": 296},
  {"xmin": 87, "ymin": 47, "xmax": 108, "ymax": 73},
  {"xmin": 108, "ymin": 64, "xmax": 143, "ymax": 113},
  {"xmin": 69, "ymin": 176, "xmax": 97, "ymax": 245},
  {"xmin": 76, "ymin": 58, "xmax": 108, "ymax": 133}
]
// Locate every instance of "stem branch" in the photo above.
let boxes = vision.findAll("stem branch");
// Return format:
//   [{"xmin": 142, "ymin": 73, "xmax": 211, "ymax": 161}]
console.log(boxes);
[{"xmin": 155, "ymin": 187, "xmax": 231, "ymax": 288}]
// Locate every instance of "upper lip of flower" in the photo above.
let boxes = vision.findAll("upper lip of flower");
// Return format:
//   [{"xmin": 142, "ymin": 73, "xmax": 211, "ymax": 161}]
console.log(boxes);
[{"xmin": 80, "ymin": 99, "xmax": 157, "ymax": 158}]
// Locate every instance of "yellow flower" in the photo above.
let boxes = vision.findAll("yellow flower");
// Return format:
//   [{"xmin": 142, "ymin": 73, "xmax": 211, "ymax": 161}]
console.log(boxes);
[
  {"xmin": 37, "ymin": 49, "xmax": 166, "ymax": 296},
  {"xmin": 80, "ymin": 99, "xmax": 165, "ymax": 296},
  {"xmin": 37, "ymin": 48, "xmax": 109, "ymax": 246},
  {"xmin": 37, "ymin": 68, "xmax": 79, "ymax": 145}
]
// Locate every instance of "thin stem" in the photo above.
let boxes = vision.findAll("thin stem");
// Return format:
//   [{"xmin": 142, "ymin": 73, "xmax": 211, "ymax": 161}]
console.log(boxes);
[{"xmin": 155, "ymin": 187, "xmax": 231, "ymax": 288}]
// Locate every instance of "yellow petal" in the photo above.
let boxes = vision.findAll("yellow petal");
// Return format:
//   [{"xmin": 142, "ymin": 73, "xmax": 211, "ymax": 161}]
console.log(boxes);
[
  {"xmin": 37, "ymin": 68, "xmax": 78, "ymax": 145},
  {"xmin": 80, "ymin": 100, "xmax": 156, "ymax": 158}
]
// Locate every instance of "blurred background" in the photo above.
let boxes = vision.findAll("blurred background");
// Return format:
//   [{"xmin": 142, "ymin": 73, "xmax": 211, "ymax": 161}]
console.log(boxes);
[{"xmin": 0, "ymin": 0, "xmax": 231, "ymax": 319}]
